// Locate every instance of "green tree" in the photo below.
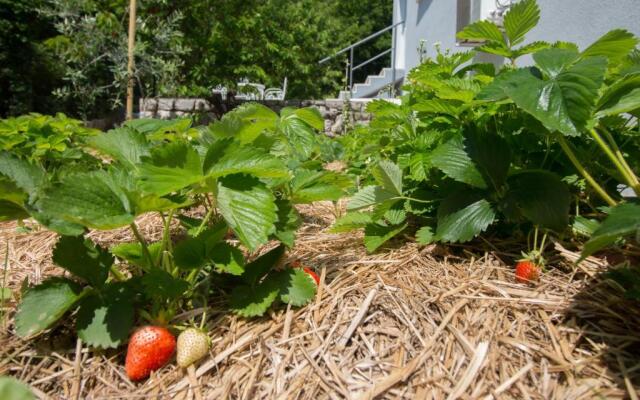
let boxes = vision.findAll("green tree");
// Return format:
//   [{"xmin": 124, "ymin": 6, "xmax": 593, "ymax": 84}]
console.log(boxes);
[
  {"xmin": 40, "ymin": 0, "xmax": 188, "ymax": 119},
  {"xmin": 0, "ymin": 0, "xmax": 60, "ymax": 116},
  {"xmin": 177, "ymin": 0, "xmax": 392, "ymax": 99}
]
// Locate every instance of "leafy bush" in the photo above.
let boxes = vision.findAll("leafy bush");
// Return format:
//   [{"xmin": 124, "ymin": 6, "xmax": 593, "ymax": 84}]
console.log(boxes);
[
  {"xmin": 40, "ymin": 0, "xmax": 188, "ymax": 119},
  {"xmin": 335, "ymin": 0, "xmax": 640, "ymax": 255},
  {"xmin": 0, "ymin": 113, "xmax": 99, "ymax": 166},
  {"xmin": 3, "ymin": 104, "xmax": 350, "ymax": 347}
]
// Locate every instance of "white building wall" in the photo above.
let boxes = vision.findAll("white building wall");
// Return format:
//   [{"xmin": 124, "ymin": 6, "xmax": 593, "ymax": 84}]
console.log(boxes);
[{"xmin": 394, "ymin": 0, "xmax": 640, "ymax": 72}]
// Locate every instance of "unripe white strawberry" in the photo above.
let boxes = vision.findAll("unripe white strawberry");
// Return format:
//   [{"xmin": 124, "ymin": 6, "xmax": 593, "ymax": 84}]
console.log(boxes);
[{"xmin": 176, "ymin": 328, "xmax": 210, "ymax": 368}]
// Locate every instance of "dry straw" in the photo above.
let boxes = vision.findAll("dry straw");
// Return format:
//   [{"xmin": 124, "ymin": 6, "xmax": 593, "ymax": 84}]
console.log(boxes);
[{"xmin": 0, "ymin": 201, "xmax": 638, "ymax": 399}]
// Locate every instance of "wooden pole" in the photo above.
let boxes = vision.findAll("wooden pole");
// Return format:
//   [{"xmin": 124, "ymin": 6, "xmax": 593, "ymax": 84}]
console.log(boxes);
[{"xmin": 125, "ymin": 0, "xmax": 137, "ymax": 120}]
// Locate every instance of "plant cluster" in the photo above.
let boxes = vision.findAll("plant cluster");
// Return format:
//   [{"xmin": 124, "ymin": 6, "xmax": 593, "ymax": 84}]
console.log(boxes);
[
  {"xmin": 335, "ymin": 0, "xmax": 640, "ymax": 275},
  {"xmin": 1, "ymin": 104, "xmax": 349, "ymax": 349}
]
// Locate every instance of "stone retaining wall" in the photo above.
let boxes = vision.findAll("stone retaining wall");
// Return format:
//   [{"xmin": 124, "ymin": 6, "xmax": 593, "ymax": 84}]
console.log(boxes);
[{"xmin": 139, "ymin": 97, "xmax": 375, "ymax": 135}]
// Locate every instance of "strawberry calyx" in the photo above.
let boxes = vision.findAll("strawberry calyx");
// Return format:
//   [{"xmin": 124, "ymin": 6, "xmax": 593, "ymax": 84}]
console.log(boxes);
[
  {"xmin": 290, "ymin": 260, "xmax": 320, "ymax": 285},
  {"xmin": 519, "ymin": 249, "xmax": 546, "ymax": 270}
]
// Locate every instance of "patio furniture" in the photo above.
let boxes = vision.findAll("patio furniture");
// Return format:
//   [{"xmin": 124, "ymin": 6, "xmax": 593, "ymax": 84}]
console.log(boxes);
[{"xmin": 264, "ymin": 77, "xmax": 288, "ymax": 100}]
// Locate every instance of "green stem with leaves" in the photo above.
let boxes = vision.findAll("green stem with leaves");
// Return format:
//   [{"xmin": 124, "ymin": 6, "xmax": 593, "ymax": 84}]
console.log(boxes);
[
  {"xmin": 109, "ymin": 266, "xmax": 126, "ymax": 281},
  {"xmin": 598, "ymin": 127, "xmax": 640, "ymax": 196},
  {"xmin": 162, "ymin": 210, "xmax": 174, "ymax": 253},
  {"xmin": 195, "ymin": 202, "xmax": 216, "ymax": 237},
  {"xmin": 130, "ymin": 222, "xmax": 154, "ymax": 269},
  {"xmin": 588, "ymin": 128, "xmax": 639, "ymax": 195},
  {"xmin": 557, "ymin": 135, "xmax": 617, "ymax": 207}
]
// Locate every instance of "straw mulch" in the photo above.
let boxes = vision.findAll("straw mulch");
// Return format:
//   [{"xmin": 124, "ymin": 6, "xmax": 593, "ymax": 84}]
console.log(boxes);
[{"xmin": 1, "ymin": 202, "xmax": 639, "ymax": 399}]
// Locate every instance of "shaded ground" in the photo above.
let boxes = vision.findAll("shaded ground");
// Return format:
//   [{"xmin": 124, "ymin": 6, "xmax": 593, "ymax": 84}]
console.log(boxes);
[{"xmin": 1, "ymin": 202, "xmax": 639, "ymax": 399}]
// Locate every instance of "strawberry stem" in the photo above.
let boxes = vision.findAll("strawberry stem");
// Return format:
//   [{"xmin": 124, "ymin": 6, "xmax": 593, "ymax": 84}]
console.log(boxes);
[
  {"xmin": 130, "ymin": 222, "xmax": 154, "ymax": 269},
  {"xmin": 557, "ymin": 135, "xmax": 617, "ymax": 206}
]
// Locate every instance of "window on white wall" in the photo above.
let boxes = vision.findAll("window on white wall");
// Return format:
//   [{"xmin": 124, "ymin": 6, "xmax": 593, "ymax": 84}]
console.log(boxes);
[
  {"xmin": 456, "ymin": 0, "xmax": 512, "ymax": 46},
  {"xmin": 457, "ymin": 0, "xmax": 483, "ymax": 46}
]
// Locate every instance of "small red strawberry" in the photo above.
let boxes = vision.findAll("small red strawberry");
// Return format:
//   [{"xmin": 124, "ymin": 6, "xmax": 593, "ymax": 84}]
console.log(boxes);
[
  {"xmin": 125, "ymin": 326, "xmax": 176, "ymax": 381},
  {"xmin": 176, "ymin": 328, "xmax": 210, "ymax": 368},
  {"xmin": 303, "ymin": 267, "xmax": 320, "ymax": 285},
  {"xmin": 515, "ymin": 260, "xmax": 540, "ymax": 283}
]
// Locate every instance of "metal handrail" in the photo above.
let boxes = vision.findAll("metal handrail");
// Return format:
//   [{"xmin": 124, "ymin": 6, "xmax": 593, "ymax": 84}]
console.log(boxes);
[
  {"xmin": 318, "ymin": 20, "xmax": 404, "ymax": 64},
  {"xmin": 318, "ymin": 20, "xmax": 404, "ymax": 98},
  {"xmin": 352, "ymin": 48, "xmax": 392, "ymax": 71}
]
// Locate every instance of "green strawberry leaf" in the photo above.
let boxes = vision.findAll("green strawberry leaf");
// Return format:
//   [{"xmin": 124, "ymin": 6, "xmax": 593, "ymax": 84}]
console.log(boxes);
[
  {"xmin": 271, "ymin": 268, "xmax": 317, "ymax": 306},
  {"xmin": 0, "ymin": 200, "xmax": 29, "ymax": 222},
  {"xmin": 456, "ymin": 19, "xmax": 504, "ymax": 43},
  {"xmin": 0, "ymin": 152, "xmax": 45, "ymax": 197},
  {"xmin": 581, "ymin": 203, "xmax": 640, "ymax": 260},
  {"xmin": 504, "ymin": 50, "xmax": 607, "ymax": 136},
  {"xmin": 290, "ymin": 170, "xmax": 351, "ymax": 203},
  {"xmin": 53, "ymin": 236, "xmax": 113, "ymax": 288},
  {"xmin": 505, "ymin": 170, "xmax": 571, "ymax": 232},
  {"xmin": 209, "ymin": 242, "xmax": 245, "ymax": 275},
  {"xmin": 372, "ymin": 160, "xmax": 403, "ymax": 196},
  {"xmin": 347, "ymin": 186, "xmax": 397, "ymax": 211},
  {"xmin": 416, "ymin": 226, "xmax": 435, "ymax": 245},
  {"xmin": 210, "ymin": 103, "xmax": 278, "ymax": 144},
  {"xmin": 240, "ymin": 245, "xmax": 285, "ymax": 286},
  {"xmin": 0, "ymin": 177, "xmax": 27, "ymax": 204},
  {"xmin": 596, "ymin": 88, "xmax": 640, "ymax": 117},
  {"xmin": 141, "ymin": 268, "xmax": 189, "ymax": 301},
  {"xmin": 110, "ymin": 241, "xmax": 163, "ymax": 270},
  {"xmin": 38, "ymin": 170, "xmax": 135, "ymax": 230},
  {"xmin": 572, "ymin": 215, "xmax": 600, "ymax": 237},
  {"xmin": 291, "ymin": 107, "xmax": 324, "ymax": 131},
  {"xmin": 330, "ymin": 212, "xmax": 373, "ymax": 233},
  {"xmin": 436, "ymin": 196, "xmax": 496, "ymax": 243},
  {"xmin": 279, "ymin": 111, "xmax": 319, "ymax": 160},
  {"xmin": 580, "ymin": 29, "xmax": 639, "ymax": 63},
  {"xmin": 273, "ymin": 199, "xmax": 301, "ymax": 247},
  {"xmin": 464, "ymin": 129, "xmax": 511, "ymax": 191},
  {"xmin": 229, "ymin": 282, "xmax": 279, "ymax": 317},
  {"xmin": 364, "ymin": 222, "xmax": 408, "ymax": 252},
  {"xmin": 503, "ymin": 0, "xmax": 540, "ymax": 46},
  {"xmin": 138, "ymin": 143, "xmax": 203, "ymax": 196},
  {"xmin": 124, "ymin": 118, "xmax": 187, "ymax": 135},
  {"xmin": 173, "ymin": 236, "xmax": 207, "ymax": 270},
  {"xmin": 15, "ymin": 278, "xmax": 85, "ymax": 337},
  {"xmin": 0, "ymin": 377, "xmax": 35, "ymax": 400},
  {"xmin": 76, "ymin": 284, "xmax": 134, "ymax": 349},
  {"xmin": 596, "ymin": 73, "xmax": 640, "ymax": 114},
  {"xmin": 89, "ymin": 128, "xmax": 151, "ymax": 170},
  {"xmin": 206, "ymin": 147, "xmax": 289, "ymax": 179},
  {"xmin": 431, "ymin": 135, "xmax": 487, "ymax": 189},
  {"xmin": 216, "ymin": 175, "xmax": 278, "ymax": 252},
  {"xmin": 413, "ymin": 99, "xmax": 463, "ymax": 116},
  {"xmin": 382, "ymin": 202, "xmax": 407, "ymax": 225}
]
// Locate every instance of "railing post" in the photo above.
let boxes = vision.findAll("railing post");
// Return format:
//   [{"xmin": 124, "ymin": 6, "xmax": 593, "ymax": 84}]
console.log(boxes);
[
  {"xmin": 391, "ymin": 23, "xmax": 397, "ymax": 98},
  {"xmin": 344, "ymin": 57, "xmax": 350, "ymax": 94},
  {"xmin": 349, "ymin": 47, "xmax": 354, "ymax": 99}
]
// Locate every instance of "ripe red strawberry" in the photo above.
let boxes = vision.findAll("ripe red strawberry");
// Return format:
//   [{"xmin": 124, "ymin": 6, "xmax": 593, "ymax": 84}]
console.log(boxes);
[
  {"xmin": 176, "ymin": 328, "xmax": 210, "ymax": 368},
  {"xmin": 515, "ymin": 260, "xmax": 540, "ymax": 283},
  {"xmin": 303, "ymin": 267, "xmax": 320, "ymax": 285},
  {"xmin": 125, "ymin": 326, "xmax": 176, "ymax": 381}
]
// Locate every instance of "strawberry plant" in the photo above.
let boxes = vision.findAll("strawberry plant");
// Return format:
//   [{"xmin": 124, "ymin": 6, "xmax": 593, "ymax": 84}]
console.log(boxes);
[
  {"xmin": 0, "ymin": 113, "xmax": 99, "ymax": 169},
  {"xmin": 5, "ymin": 104, "xmax": 350, "ymax": 348},
  {"xmin": 335, "ymin": 0, "xmax": 640, "ymax": 257}
]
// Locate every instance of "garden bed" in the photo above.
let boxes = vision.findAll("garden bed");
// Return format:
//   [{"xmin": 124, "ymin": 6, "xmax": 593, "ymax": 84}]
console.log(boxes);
[{"xmin": 1, "ymin": 202, "xmax": 638, "ymax": 399}]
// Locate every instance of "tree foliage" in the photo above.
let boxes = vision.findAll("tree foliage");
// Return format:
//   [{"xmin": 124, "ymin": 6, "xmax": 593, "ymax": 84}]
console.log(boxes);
[{"xmin": 1, "ymin": 0, "xmax": 392, "ymax": 118}]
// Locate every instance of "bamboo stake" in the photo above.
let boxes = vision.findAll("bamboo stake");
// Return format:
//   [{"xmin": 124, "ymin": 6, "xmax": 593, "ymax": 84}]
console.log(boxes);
[{"xmin": 126, "ymin": 0, "xmax": 137, "ymax": 120}]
